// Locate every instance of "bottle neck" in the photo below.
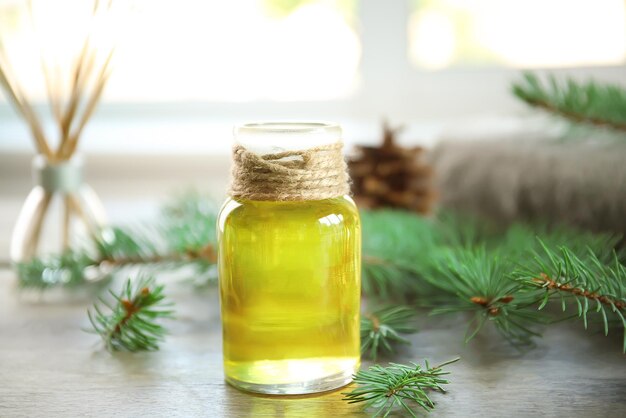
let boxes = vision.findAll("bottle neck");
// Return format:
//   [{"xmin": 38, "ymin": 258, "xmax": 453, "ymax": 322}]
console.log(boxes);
[
  {"xmin": 32, "ymin": 155, "xmax": 83, "ymax": 193},
  {"xmin": 230, "ymin": 122, "xmax": 349, "ymax": 201}
]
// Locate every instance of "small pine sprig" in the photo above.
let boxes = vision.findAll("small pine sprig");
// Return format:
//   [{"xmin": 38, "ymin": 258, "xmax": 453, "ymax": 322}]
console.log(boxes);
[
  {"xmin": 512, "ymin": 72, "xmax": 626, "ymax": 133},
  {"xmin": 514, "ymin": 242, "xmax": 626, "ymax": 351},
  {"xmin": 87, "ymin": 276, "xmax": 174, "ymax": 352},
  {"xmin": 426, "ymin": 247, "xmax": 546, "ymax": 347},
  {"xmin": 361, "ymin": 306, "xmax": 418, "ymax": 360},
  {"xmin": 15, "ymin": 192, "xmax": 218, "ymax": 289},
  {"xmin": 14, "ymin": 250, "xmax": 100, "ymax": 289},
  {"xmin": 343, "ymin": 358, "xmax": 459, "ymax": 417}
]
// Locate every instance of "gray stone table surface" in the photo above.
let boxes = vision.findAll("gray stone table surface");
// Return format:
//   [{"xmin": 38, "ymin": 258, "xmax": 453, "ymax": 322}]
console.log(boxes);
[{"xmin": 0, "ymin": 268, "xmax": 625, "ymax": 418}]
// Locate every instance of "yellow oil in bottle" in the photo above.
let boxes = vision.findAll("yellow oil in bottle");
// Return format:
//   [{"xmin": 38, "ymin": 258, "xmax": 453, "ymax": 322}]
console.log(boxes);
[{"xmin": 217, "ymin": 195, "xmax": 361, "ymax": 394}]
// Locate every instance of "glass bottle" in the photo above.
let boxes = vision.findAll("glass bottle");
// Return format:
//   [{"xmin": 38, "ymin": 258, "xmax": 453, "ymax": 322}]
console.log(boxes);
[
  {"xmin": 10, "ymin": 154, "xmax": 106, "ymax": 264},
  {"xmin": 217, "ymin": 122, "xmax": 361, "ymax": 395}
]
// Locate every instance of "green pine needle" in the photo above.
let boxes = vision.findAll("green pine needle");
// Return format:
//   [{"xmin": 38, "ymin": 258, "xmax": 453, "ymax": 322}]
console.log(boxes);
[
  {"xmin": 87, "ymin": 276, "xmax": 174, "ymax": 352},
  {"xmin": 361, "ymin": 210, "xmax": 445, "ymax": 300},
  {"xmin": 15, "ymin": 192, "xmax": 218, "ymax": 289},
  {"xmin": 512, "ymin": 71, "xmax": 626, "ymax": 133},
  {"xmin": 426, "ymin": 247, "xmax": 546, "ymax": 347},
  {"xmin": 343, "ymin": 358, "xmax": 459, "ymax": 417},
  {"xmin": 14, "ymin": 251, "xmax": 102, "ymax": 290},
  {"xmin": 361, "ymin": 306, "xmax": 418, "ymax": 360},
  {"xmin": 514, "ymin": 242, "xmax": 626, "ymax": 352}
]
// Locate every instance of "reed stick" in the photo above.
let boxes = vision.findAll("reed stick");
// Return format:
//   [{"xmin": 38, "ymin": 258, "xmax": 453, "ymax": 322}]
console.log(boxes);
[
  {"xmin": 0, "ymin": 0, "xmax": 114, "ymax": 260},
  {"xmin": 1, "ymin": 1, "xmax": 113, "ymax": 162},
  {"xmin": 63, "ymin": 195, "xmax": 72, "ymax": 250},
  {"xmin": 25, "ymin": 192, "xmax": 52, "ymax": 258},
  {"xmin": 58, "ymin": 39, "xmax": 94, "ymax": 157},
  {"xmin": 41, "ymin": 59, "xmax": 63, "ymax": 127},
  {"xmin": 0, "ymin": 53, "xmax": 54, "ymax": 159},
  {"xmin": 59, "ymin": 50, "xmax": 113, "ymax": 159},
  {"xmin": 67, "ymin": 194, "xmax": 100, "ymax": 238}
]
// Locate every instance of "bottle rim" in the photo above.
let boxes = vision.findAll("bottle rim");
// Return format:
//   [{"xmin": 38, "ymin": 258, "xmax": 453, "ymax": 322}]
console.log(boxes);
[
  {"xmin": 236, "ymin": 121, "xmax": 340, "ymax": 134},
  {"xmin": 234, "ymin": 121, "xmax": 342, "ymax": 152}
]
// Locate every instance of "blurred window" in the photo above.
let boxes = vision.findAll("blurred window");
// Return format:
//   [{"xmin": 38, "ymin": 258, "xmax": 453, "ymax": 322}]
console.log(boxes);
[
  {"xmin": 0, "ymin": 0, "xmax": 360, "ymax": 102},
  {"xmin": 0, "ymin": 0, "xmax": 624, "ymax": 115},
  {"xmin": 408, "ymin": 0, "xmax": 626, "ymax": 70}
]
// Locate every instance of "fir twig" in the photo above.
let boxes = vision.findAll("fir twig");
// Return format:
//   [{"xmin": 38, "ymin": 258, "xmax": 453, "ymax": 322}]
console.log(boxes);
[
  {"xmin": 512, "ymin": 72, "xmax": 626, "ymax": 133},
  {"xmin": 343, "ymin": 358, "xmax": 459, "ymax": 417},
  {"xmin": 15, "ymin": 192, "xmax": 218, "ymax": 289},
  {"xmin": 514, "ymin": 242, "xmax": 626, "ymax": 351},
  {"xmin": 361, "ymin": 306, "xmax": 418, "ymax": 360},
  {"xmin": 426, "ymin": 248, "xmax": 546, "ymax": 347},
  {"xmin": 87, "ymin": 276, "xmax": 174, "ymax": 352},
  {"xmin": 14, "ymin": 251, "xmax": 93, "ymax": 289}
]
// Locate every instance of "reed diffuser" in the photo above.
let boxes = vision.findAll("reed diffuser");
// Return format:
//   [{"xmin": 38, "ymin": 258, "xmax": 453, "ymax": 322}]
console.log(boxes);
[{"xmin": 0, "ymin": 0, "xmax": 114, "ymax": 262}]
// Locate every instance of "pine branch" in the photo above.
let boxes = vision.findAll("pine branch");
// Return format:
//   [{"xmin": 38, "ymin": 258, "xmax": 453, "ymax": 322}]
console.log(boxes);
[
  {"xmin": 360, "ymin": 208, "xmax": 625, "ymax": 350},
  {"xmin": 425, "ymin": 247, "xmax": 547, "ymax": 347},
  {"xmin": 361, "ymin": 306, "xmax": 418, "ymax": 360},
  {"xmin": 87, "ymin": 275, "xmax": 174, "ymax": 352},
  {"xmin": 14, "ymin": 251, "xmax": 100, "ymax": 289},
  {"xmin": 361, "ymin": 210, "xmax": 445, "ymax": 300},
  {"xmin": 514, "ymin": 242, "xmax": 626, "ymax": 351},
  {"xmin": 533, "ymin": 273, "xmax": 625, "ymax": 311},
  {"xmin": 496, "ymin": 222, "xmax": 622, "ymax": 265},
  {"xmin": 512, "ymin": 72, "xmax": 626, "ymax": 133},
  {"xmin": 343, "ymin": 358, "xmax": 459, "ymax": 417},
  {"xmin": 159, "ymin": 191, "xmax": 219, "ymax": 259},
  {"xmin": 15, "ymin": 192, "xmax": 218, "ymax": 289}
]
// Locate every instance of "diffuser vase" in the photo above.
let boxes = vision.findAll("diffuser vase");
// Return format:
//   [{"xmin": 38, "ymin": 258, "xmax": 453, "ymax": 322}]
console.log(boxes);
[
  {"xmin": 0, "ymin": 1, "xmax": 115, "ymax": 265},
  {"xmin": 10, "ymin": 154, "xmax": 106, "ymax": 263}
]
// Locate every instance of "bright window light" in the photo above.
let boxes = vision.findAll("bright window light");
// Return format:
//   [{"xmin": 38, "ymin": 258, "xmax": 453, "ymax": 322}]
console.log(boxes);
[
  {"xmin": 409, "ymin": 0, "xmax": 626, "ymax": 70},
  {"xmin": 0, "ymin": 0, "xmax": 360, "ymax": 102}
]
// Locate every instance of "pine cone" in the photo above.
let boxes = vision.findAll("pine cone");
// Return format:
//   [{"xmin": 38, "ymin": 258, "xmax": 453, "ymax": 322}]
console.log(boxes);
[{"xmin": 348, "ymin": 121, "xmax": 436, "ymax": 214}]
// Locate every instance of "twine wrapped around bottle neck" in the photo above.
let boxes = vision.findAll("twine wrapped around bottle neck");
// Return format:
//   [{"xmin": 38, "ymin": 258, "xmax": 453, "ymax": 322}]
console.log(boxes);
[{"xmin": 229, "ymin": 142, "xmax": 351, "ymax": 201}]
